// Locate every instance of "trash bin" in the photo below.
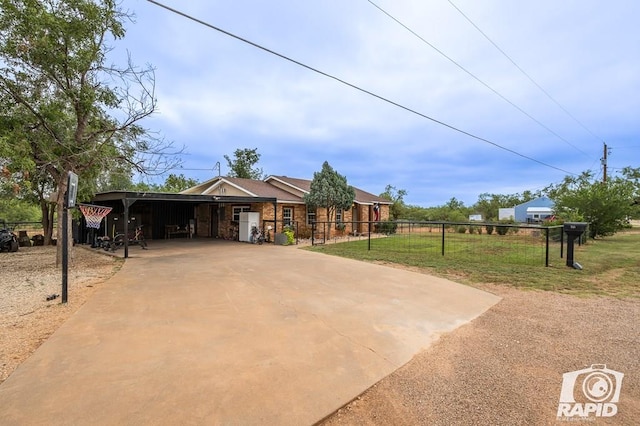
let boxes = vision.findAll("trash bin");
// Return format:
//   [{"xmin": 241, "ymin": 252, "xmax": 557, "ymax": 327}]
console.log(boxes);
[{"xmin": 274, "ymin": 233, "xmax": 288, "ymax": 245}]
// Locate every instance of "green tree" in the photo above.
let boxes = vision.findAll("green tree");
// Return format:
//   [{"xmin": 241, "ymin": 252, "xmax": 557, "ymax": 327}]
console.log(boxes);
[
  {"xmin": 304, "ymin": 161, "xmax": 356, "ymax": 239},
  {"xmin": 224, "ymin": 148, "xmax": 264, "ymax": 180},
  {"xmin": 0, "ymin": 0, "xmax": 180, "ymax": 255},
  {"xmin": 158, "ymin": 174, "xmax": 199, "ymax": 193},
  {"xmin": 546, "ymin": 170, "xmax": 640, "ymax": 238},
  {"xmin": 379, "ymin": 184, "xmax": 407, "ymax": 220}
]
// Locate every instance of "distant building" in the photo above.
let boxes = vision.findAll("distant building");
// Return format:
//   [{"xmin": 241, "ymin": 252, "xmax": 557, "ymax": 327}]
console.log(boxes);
[
  {"xmin": 498, "ymin": 208, "xmax": 515, "ymax": 221},
  {"xmin": 514, "ymin": 196, "xmax": 555, "ymax": 223}
]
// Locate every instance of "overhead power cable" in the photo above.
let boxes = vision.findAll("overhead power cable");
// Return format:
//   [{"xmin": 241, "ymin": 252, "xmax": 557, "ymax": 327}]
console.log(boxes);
[
  {"xmin": 146, "ymin": 0, "xmax": 576, "ymax": 176},
  {"xmin": 447, "ymin": 0, "xmax": 605, "ymax": 146},
  {"xmin": 366, "ymin": 0, "xmax": 592, "ymax": 160}
]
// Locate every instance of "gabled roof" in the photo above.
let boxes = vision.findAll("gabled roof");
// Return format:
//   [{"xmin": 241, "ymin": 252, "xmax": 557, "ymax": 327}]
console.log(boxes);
[
  {"xmin": 266, "ymin": 175, "xmax": 391, "ymax": 205},
  {"xmin": 182, "ymin": 175, "xmax": 391, "ymax": 205},
  {"xmin": 223, "ymin": 177, "xmax": 303, "ymax": 203},
  {"xmin": 181, "ymin": 176, "xmax": 303, "ymax": 203}
]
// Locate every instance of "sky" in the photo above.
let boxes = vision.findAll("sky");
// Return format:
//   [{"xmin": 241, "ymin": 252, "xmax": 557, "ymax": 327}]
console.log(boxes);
[{"xmin": 116, "ymin": 0, "xmax": 639, "ymax": 207}]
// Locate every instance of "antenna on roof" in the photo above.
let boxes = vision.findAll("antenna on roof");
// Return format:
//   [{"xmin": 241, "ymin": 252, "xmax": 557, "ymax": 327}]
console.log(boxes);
[{"xmin": 214, "ymin": 161, "xmax": 221, "ymax": 177}]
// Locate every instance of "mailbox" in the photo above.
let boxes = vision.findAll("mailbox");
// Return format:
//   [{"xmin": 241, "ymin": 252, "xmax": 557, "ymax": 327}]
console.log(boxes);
[
  {"xmin": 563, "ymin": 222, "xmax": 588, "ymax": 269},
  {"xmin": 563, "ymin": 222, "xmax": 588, "ymax": 235}
]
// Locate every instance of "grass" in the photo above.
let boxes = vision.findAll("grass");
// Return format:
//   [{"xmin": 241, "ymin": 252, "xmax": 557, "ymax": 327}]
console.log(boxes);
[{"xmin": 305, "ymin": 229, "xmax": 640, "ymax": 298}]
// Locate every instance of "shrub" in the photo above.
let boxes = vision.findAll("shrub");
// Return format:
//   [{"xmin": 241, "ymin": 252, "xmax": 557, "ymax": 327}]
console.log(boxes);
[
  {"xmin": 374, "ymin": 220, "xmax": 397, "ymax": 235},
  {"xmin": 457, "ymin": 225, "xmax": 467, "ymax": 234},
  {"xmin": 284, "ymin": 226, "xmax": 295, "ymax": 245},
  {"xmin": 485, "ymin": 224, "xmax": 494, "ymax": 235},
  {"xmin": 496, "ymin": 219, "xmax": 514, "ymax": 235},
  {"xmin": 297, "ymin": 228, "xmax": 312, "ymax": 239}
]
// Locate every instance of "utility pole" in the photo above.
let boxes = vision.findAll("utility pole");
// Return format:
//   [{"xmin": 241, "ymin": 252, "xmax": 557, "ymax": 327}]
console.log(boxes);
[{"xmin": 602, "ymin": 142, "xmax": 608, "ymax": 183}]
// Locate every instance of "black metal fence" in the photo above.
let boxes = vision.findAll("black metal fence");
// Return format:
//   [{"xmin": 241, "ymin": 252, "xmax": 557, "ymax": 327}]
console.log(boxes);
[{"xmin": 309, "ymin": 220, "xmax": 585, "ymax": 267}]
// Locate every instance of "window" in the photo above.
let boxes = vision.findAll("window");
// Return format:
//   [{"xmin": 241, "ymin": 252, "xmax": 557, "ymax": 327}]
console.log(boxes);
[
  {"xmin": 283, "ymin": 207, "xmax": 293, "ymax": 226},
  {"xmin": 232, "ymin": 205, "xmax": 251, "ymax": 222},
  {"xmin": 336, "ymin": 210, "xmax": 342, "ymax": 223},
  {"xmin": 307, "ymin": 209, "xmax": 316, "ymax": 226}
]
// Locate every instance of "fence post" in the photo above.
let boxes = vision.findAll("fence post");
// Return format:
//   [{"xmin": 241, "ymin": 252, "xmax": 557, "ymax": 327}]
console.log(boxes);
[
  {"xmin": 311, "ymin": 221, "xmax": 315, "ymax": 246},
  {"xmin": 545, "ymin": 227, "xmax": 550, "ymax": 267},
  {"xmin": 441, "ymin": 223, "xmax": 445, "ymax": 256},
  {"xmin": 368, "ymin": 221, "xmax": 371, "ymax": 251}
]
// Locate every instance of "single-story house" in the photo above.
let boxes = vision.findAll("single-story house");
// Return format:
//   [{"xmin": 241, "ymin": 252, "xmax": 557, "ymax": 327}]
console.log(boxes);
[
  {"xmin": 180, "ymin": 175, "xmax": 391, "ymax": 238},
  {"xmin": 89, "ymin": 175, "xmax": 391, "ymax": 243}
]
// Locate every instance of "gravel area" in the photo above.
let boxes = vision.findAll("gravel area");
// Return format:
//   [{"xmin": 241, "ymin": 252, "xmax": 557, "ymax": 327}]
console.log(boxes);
[
  {"xmin": 321, "ymin": 284, "xmax": 639, "ymax": 425},
  {"xmin": 0, "ymin": 245, "xmax": 122, "ymax": 383},
  {"xmin": 1, "ymin": 245, "xmax": 638, "ymax": 424}
]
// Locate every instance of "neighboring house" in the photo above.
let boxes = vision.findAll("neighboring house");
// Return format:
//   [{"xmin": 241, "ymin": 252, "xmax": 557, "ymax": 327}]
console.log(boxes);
[
  {"xmin": 512, "ymin": 196, "xmax": 555, "ymax": 223},
  {"xmin": 181, "ymin": 175, "xmax": 391, "ymax": 238}
]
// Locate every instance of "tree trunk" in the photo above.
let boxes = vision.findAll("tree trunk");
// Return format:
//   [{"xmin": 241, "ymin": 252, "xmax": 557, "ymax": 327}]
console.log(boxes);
[
  {"xmin": 40, "ymin": 201, "xmax": 51, "ymax": 244},
  {"xmin": 55, "ymin": 176, "xmax": 73, "ymax": 267}
]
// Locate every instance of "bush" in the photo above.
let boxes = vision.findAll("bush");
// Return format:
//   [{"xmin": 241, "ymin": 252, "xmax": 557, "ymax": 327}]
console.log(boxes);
[
  {"xmin": 297, "ymin": 228, "xmax": 312, "ymax": 239},
  {"xmin": 283, "ymin": 226, "xmax": 295, "ymax": 245},
  {"xmin": 485, "ymin": 224, "xmax": 494, "ymax": 235},
  {"xmin": 457, "ymin": 225, "xmax": 467, "ymax": 234},
  {"xmin": 374, "ymin": 220, "xmax": 397, "ymax": 235},
  {"xmin": 496, "ymin": 219, "xmax": 515, "ymax": 235}
]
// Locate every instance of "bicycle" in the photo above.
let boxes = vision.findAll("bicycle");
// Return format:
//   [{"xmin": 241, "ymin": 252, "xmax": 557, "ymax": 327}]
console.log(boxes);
[
  {"xmin": 250, "ymin": 226, "xmax": 265, "ymax": 245},
  {"xmin": 102, "ymin": 225, "xmax": 147, "ymax": 251}
]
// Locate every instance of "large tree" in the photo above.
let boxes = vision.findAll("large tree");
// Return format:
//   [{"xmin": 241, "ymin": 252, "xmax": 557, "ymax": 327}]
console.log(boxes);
[
  {"xmin": 0, "ymin": 0, "xmax": 180, "ymax": 255},
  {"xmin": 224, "ymin": 148, "xmax": 264, "ymax": 180},
  {"xmin": 545, "ymin": 169, "xmax": 640, "ymax": 238},
  {"xmin": 379, "ymin": 184, "xmax": 407, "ymax": 220},
  {"xmin": 304, "ymin": 161, "xmax": 355, "ymax": 238}
]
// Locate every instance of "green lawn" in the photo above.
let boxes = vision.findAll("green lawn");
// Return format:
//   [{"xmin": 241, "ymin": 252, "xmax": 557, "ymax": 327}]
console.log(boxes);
[{"xmin": 305, "ymin": 230, "xmax": 640, "ymax": 298}]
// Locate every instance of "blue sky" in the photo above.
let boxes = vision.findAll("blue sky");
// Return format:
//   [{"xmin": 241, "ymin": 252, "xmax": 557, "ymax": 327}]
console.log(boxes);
[{"xmin": 118, "ymin": 0, "xmax": 639, "ymax": 206}]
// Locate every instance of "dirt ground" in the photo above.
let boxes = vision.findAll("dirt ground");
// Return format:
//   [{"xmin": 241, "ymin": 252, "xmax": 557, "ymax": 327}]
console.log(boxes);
[
  {"xmin": 0, "ymin": 245, "xmax": 122, "ymax": 384},
  {"xmin": 1, "ymin": 245, "xmax": 639, "ymax": 425}
]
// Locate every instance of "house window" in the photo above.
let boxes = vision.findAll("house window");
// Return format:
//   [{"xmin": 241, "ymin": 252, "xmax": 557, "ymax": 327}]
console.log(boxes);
[
  {"xmin": 336, "ymin": 209, "xmax": 343, "ymax": 223},
  {"xmin": 307, "ymin": 209, "xmax": 316, "ymax": 226},
  {"xmin": 283, "ymin": 207, "xmax": 293, "ymax": 226},
  {"xmin": 232, "ymin": 205, "xmax": 251, "ymax": 222}
]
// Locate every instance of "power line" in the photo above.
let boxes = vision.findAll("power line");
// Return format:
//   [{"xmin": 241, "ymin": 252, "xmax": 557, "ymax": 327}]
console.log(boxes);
[
  {"xmin": 146, "ymin": 0, "xmax": 576, "ymax": 176},
  {"xmin": 447, "ymin": 0, "xmax": 605, "ymax": 147},
  {"xmin": 366, "ymin": 0, "xmax": 593, "ymax": 160}
]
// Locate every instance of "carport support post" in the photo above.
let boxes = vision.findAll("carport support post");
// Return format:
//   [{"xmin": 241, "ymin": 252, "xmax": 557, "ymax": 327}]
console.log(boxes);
[{"xmin": 123, "ymin": 199, "xmax": 130, "ymax": 259}]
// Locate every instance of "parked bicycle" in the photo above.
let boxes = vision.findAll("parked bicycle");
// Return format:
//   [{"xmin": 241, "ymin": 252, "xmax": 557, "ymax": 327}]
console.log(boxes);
[
  {"xmin": 251, "ymin": 226, "xmax": 265, "ymax": 245},
  {"xmin": 100, "ymin": 225, "xmax": 147, "ymax": 251}
]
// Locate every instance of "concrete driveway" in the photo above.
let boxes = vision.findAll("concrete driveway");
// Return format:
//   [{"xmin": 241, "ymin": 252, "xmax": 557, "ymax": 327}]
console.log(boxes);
[{"xmin": 0, "ymin": 239, "xmax": 500, "ymax": 425}]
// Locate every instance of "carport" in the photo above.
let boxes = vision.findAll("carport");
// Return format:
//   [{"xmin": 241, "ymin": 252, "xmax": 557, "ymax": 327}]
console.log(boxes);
[{"xmin": 89, "ymin": 191, "xmax": 277, "ymax": 257}]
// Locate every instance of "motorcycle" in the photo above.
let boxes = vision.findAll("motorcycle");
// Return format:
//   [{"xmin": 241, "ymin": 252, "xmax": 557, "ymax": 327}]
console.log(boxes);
[{"xmin": 0, "ymin": 219, "xmax": 19, "ymax": 253}]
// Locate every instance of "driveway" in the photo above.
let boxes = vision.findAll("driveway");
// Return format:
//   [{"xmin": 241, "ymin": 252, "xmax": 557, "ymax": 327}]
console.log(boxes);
[{"xmin": 0, "ymin": 239, "xmax": 500, "ymax": 425}]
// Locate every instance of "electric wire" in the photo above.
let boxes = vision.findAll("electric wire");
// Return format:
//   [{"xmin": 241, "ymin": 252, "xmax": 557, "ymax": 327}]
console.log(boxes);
[
  {"xmin": 366, "ymin": 0, "xmax": 592, "ymax": 159},
  {"xmin": 447, "ymin": 0, "xmax": 605, "ymax": 147},
  {"xmin": 146, "ymin": 0, "xmax": 576, "ymax": 176}
]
